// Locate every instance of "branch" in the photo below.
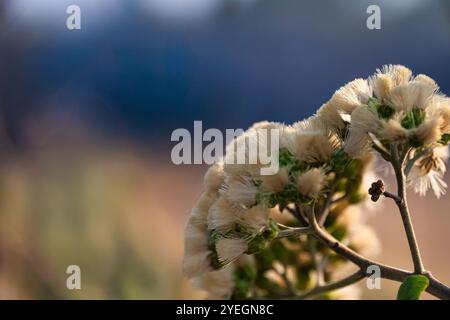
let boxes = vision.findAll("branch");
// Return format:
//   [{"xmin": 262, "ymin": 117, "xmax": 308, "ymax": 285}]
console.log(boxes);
[
  {"xmin": 372, "ymin": 141, "xmax": 391, "ymax": 161},
  {"xmin": 285, "ymin": 205, "xmax": 309, "ymax": 226},
  {"xmin": 318, "ymin": 177, "xmax": 340, "ymax": 226},
  {"xmin": 383, "ymin": 191, "xmax": 402, "ymax": 205},
  {"xmin": 295, "ymin": 271, "xmax": 365, "ymax": 300},
  {"xmin": 278, "ymin": 263, "xmax": 296, "ymax": 295},
  {"xmin": 312, "ymin": 225, "xmax": 450, "ymax": 299},
  {"xmin": 278, "ymin": 226, "xmax": 450, "ymax": 299},
  {"xmin": 404, "ymin": 148, "xmax": 429, "ymax": 177},
  {"xmin": 391, "ymin": 145, "xmax": 425, "ymax": 274},
  {"xmin": 276, "ymin": 227, "xmax": 312, "ymax": 239}
]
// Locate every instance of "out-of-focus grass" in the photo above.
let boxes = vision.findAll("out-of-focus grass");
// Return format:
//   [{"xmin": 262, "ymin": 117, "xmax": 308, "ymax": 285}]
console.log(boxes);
[{"xmin": 0, "ymin": 146, "xmax": 201, "ymax": 299}]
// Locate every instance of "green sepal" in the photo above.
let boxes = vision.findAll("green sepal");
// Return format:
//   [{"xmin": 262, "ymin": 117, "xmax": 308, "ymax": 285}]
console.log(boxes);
[
  {"xmin": 377, "ymin": 104, "xmax": 395, "ymax": 120},
  {"xmin": 401, "ymin": 107, "xmax": 425, "ymax": 129},
  {"xmin": 245, "ymin": 234, "xmax": 266, "ymax": 254},
  {"xmin": 439, "ymin": 133, "xmax": 450, "ymax": 145}
]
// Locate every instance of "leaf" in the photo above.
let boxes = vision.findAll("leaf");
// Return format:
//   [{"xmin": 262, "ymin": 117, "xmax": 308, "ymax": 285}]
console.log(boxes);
[{"xmin": 397, "ymin": 275, "xmax": 429, "ymax": 300}]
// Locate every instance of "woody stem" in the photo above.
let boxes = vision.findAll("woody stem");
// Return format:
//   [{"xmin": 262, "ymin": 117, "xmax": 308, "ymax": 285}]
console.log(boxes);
[{"xmin": 391, "ymin": 145, "xmax": 425, "ymax": 274}]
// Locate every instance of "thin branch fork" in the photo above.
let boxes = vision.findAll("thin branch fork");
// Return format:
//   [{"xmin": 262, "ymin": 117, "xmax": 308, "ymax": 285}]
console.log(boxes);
[
  {"xmin": 274, "ymin": 141, "xmax": 450, "ymax": 299},
  {"xmin": 279, "ymin": 225, "xmax": 450, "ymax": 299},
  {"xmin": 294, "ymin": 271, "xmax": 365, "ymax": 300},
  {"xmin": 391, "ymin": 144, "xmax": 425, "ymax": 274}
]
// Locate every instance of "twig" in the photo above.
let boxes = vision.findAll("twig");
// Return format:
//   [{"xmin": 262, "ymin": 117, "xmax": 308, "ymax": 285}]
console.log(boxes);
[
  {"xmin": 391, "ymin": 144, "xmax": 425, "ymax": 274},
  {"xmin": 285, "ymin": 205, "xmax": 308, "ymax": 226},
  {"xmin": 383, "ymin": 191, "xmax": 402, "ymax": 205},
  {"xmin": 276, "ymin": 227, "xmax": 312, "ymax": 239},
  {"xmin": 278, "ymin": 263, "xmax": 296, "ymax": 295},
  {"xmin": 331, "ymin": 193, "xmax": 347, "ymax": 204},
  {"xmin": 279, "ymin": 226, "xmax": 450, "ymax": 299},
  {"xmin": 294, "ymin": 271, "xmax": 365, "ymax": 300},
  {"xmin": 404, "ymin": 148, "xmax": 429, "ymax": 177},
  {"xmin": 372, "ymin": 142, "xmax": 391, "ymax": 161},
  {"xmin": 309, "ymin": 238, "xmax": 324, "ymax": 287},
  {"xmin": 318, "ymin": 178, "xmax": 339, "ymax": 226}
]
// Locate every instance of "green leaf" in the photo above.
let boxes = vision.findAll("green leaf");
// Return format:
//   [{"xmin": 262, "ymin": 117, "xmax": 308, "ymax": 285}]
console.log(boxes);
[{"xmin": 397, "ymin": 275, "xmax": 429, "ymax": 300}]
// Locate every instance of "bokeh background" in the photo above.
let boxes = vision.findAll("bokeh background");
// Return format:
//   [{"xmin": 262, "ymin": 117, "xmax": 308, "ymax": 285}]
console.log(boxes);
[{"xmin": 0, "ymin": 0, "xmax": 449, "ymax": 299}]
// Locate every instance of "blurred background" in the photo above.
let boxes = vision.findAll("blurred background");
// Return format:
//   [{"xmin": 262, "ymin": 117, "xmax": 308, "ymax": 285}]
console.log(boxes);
[{"xmin": 0, "ymin": 0, "xmax": 450, "ymax": 299}]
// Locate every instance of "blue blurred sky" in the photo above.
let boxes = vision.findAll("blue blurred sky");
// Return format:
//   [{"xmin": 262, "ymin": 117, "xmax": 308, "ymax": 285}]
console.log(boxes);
[{"xmin": 1, "ymin": 0, "xmax": 450, "ymax": 146}]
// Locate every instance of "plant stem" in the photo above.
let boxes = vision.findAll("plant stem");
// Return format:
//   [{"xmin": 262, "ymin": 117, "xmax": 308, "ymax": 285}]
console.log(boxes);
[
  {"xmin": 391, "ymin": 145, "xmax": 425, "ymax": 274},
  {"xmin": 294, "ymin": 271, "xmax": 365, "ymax": 300},
  {"xmin": 276, "ymin": 227, "xmax": 312, "ymax": 239},
  {"xmin": 276, "ymin": 263, "xmax": 296, "ymax": 295},
  {"xmin": 318, "ymin": 175, "xmax": 340, "ymax": 226},
  {"xmin": 372, "ymin": 143, "xmax": 391, "ymax": 161},
  {"xmin": 280, "ymin": 226, "xmax": 450, "ymax": 299}
]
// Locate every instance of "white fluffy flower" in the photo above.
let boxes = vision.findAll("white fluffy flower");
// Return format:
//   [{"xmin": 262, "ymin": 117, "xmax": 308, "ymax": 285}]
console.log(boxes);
[
  {"xmin": 407, "ymin": 147, "xmax": 449, "ymax": 198},
  {"xmin": 204, "ymin": 162, "xmax": 225, "ymax": 191},
  {"xmin": 344, "ymin": 105, "xmax": 381, "ymax": 157},
  {"xmin": 388, "ymin": 80, "xmax": 437, "ymax": 113},
  {"xmin": 221, "ymin": 175, "xmax": 258, "ymax": 209},
  {"xmin": 259, "ymin": 167, "xmax": 290, "ymax": 193},
  {"xmin": 286, "ymin": 116, "xmax": 340, "ymax": 163},
  {"xmin": 296, "ymin": 168, "xmax": 327, "ymax": 198},
  {"xmin": 215, "ymin": 238, "xmax": 248, "ymax": 265},
  {"xmin": 192, "ymin": 265, "xmax": 235, "ymax": 299},
  {"xmin": 239, "ymin": 205, "xmax": 269, "ymax": 232},
  {"xmin": 369, "ymin": 64, "xmax": 412, "ymax": 102},
  {"xmin": 183, "ymin": 192, "xmax": 218, "ymax": 278},
  {"xmin": 207, "ymin": 196, "xmax": 243, "ymax": 231},
  {"xmin": 344, "ymin": 65, "xmax": 450, "ymax": 160},
  {"xmin": 317, "ymin": 79, "xmax": 372, "ymax": 130}
]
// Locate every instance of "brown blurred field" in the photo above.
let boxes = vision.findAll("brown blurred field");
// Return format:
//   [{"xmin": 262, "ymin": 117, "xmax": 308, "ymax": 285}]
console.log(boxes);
[{"xmin": 0, "ymin": 143, "xmax": 449, "ymax": 299}]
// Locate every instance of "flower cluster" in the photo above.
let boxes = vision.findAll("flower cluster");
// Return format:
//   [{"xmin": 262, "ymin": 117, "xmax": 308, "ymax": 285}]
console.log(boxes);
[
  {"xmin": 183, "ymin": 65, "xmax": 450, "ymax": 299},
  {"xmin": 183, "ymin": 119, "xmax": 378, "ymax": 298}
]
